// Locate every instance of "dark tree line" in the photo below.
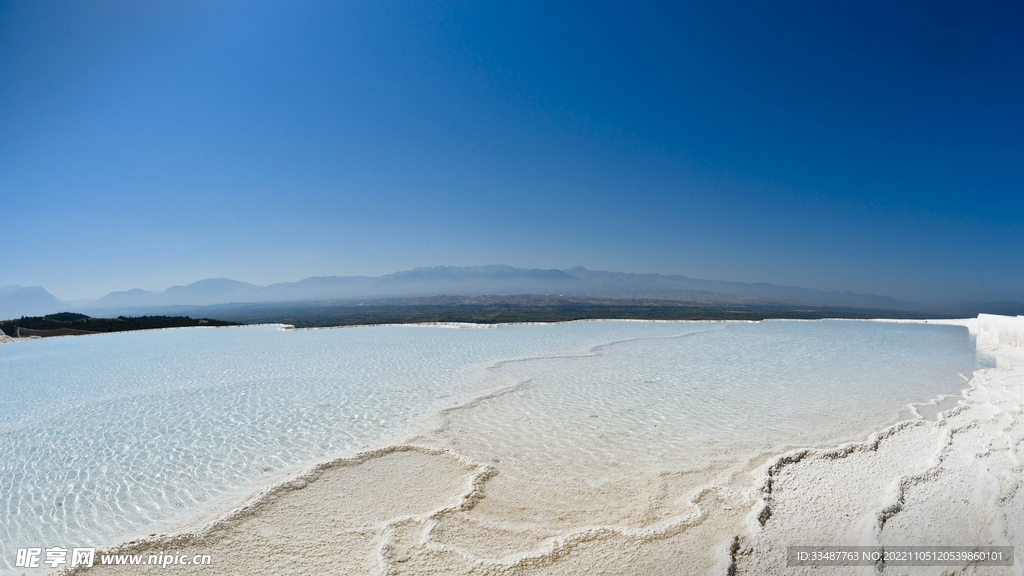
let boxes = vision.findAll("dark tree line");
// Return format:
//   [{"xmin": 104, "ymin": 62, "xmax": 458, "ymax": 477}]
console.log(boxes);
[{"xmin": 1, "ymin": 315, "xmax": 240, "ymax": 337}]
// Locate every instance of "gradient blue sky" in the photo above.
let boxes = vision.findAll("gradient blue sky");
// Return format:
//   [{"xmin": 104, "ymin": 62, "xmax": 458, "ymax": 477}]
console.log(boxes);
[{"xmin": 2, "ymin": 0, "xmax": 1022, "ymax": 304}]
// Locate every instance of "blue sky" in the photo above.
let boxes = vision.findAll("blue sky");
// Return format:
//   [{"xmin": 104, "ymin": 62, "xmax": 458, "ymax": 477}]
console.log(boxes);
[{"xmin": 2, "ymin": 0, "xmax": 1022, "ymax": 304}]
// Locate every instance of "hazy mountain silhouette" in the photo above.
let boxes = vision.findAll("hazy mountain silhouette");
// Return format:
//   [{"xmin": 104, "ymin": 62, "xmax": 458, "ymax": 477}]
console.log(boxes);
[
  {"xmin": 0, "ymin": 286, "xmax": 66, "ymax": 320},
  {"xmin": 942, "ymin": 300, "xmax": 1024, "ymax": 317},
  {"xmin": 3, "ymin": 265, "xmax": 943, "ymax": 321},
  {"xmin": 90, "ymin": 288, "xmax": 160, "ymax": 308},
  {"xmin": 68, "ymin": 265, "xmax": 921, "ymax": 314}
]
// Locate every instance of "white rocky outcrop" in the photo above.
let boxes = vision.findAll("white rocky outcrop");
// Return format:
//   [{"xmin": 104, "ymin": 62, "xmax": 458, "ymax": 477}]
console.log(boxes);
[{"xmin": 977, "ymin": 313, "xmax": 1024, "ymax": 349}]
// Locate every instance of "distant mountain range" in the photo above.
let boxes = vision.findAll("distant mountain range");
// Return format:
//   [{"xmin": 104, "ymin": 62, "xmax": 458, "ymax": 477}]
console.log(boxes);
[
  {"xmin": 0, "ymin": 285, "xmax": 67, "ymax": 320},
  {"xmin": 2, "ymin": 265, "xmax": 1021, "ymax": 321}
]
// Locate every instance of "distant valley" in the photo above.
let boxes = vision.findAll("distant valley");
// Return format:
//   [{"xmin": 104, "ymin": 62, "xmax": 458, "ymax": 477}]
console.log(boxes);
[{"xmin": 2, "ymin": 265, "xmax": 1021, "ymax": 322}]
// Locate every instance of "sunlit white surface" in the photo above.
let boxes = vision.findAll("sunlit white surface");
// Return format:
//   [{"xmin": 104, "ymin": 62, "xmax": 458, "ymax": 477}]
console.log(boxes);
[{"xmin": 0, "ymin": 321, "xmax": 989, "ymax": 571}]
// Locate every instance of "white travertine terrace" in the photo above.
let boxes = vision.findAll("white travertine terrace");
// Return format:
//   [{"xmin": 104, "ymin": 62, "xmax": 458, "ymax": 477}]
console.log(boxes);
[
  {"xmin": 978, "ymin": 313, "xmax": 1024, "ymax": 349},
  {"xmin": 738, "ymin": 314, "xmax": 1024, "ymax": 575},
  {"xmin": 55, "ymin": 315, "xmax": 1024, "ymax": 576}
]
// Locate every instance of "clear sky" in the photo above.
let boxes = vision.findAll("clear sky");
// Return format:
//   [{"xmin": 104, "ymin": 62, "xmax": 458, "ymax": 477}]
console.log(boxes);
[{"xmin": 2, "ymin": 0, "xmax": 1022, "ymax": 305}]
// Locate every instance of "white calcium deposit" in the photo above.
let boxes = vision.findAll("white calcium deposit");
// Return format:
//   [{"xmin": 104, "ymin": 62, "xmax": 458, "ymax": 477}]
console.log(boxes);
[{"xmin": 1, "ymin": 318, "xmax": 1001, "ymax": 576}]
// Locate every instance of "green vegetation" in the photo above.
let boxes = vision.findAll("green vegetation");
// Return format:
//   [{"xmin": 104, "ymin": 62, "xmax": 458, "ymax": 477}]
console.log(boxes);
[
  {"xmin": 260, "ymin": 306, "xmax": 926, "ymax": 328},
  {"xmin": 43, "ymin": 312, "xmax": 91, "ymax": 322},
  {"xmin": 1, "ymin": 315, "xmax": 241, "ymax": 338},
  {"xmin": 1, "ymin": 297, "xmax": 934, "ymax": 339},
  {"xmin": 191, "ymin": 296, "xmax": 932, "ymax": 328}
]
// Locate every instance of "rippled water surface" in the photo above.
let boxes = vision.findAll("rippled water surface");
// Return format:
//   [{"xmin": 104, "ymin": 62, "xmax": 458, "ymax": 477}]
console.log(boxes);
[
  {"xmin": 435, "ymin": 321, "xmax": 991, "ymax": 486},
  {"xmin": 0, "ymin": 321, "xmax": 989, "ymax": 571}
]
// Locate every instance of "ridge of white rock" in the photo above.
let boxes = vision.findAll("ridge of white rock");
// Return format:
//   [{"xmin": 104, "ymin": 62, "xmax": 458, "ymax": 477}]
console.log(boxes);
[
  {"xmin": 736, "ymin": 314, "xmax": 1024, "ymax": 575},
  {"xmin": 978, "ymin": 313, "xmax": 1024, "ymax": 349}
]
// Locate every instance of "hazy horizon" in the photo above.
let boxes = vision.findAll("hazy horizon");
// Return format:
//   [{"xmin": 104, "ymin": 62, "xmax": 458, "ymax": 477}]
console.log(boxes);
[
  {"xmin": 4, "ymin": 264, "xmax": 1020, "ymax": 317},
  {"xmin": 3, "ymin": 1, "xmax": 1022, "ymax": 304},
  {"xmin": 10, "ymin": 262, "xmax": 1024, "ymax": 308},
  {"xmin": 3, "ymin": 263, "xmax": 917, "ymax": 301},
  {"xmin": 0, "ymin": 263, "xmax": 934, "ymax": 302}
]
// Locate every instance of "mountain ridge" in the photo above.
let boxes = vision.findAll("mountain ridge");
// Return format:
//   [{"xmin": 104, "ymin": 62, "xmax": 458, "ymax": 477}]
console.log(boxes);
[
  {"xmin": 0, "ymin": 286, "xmax": 67, "ymax": 320},
  {"xmin": 6, "ymin": 265, "xmax": 1022, "ymax": 321},
  {"xmin": 1, "ymin": 265, "xmax": 934, "ymax": 320}
]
